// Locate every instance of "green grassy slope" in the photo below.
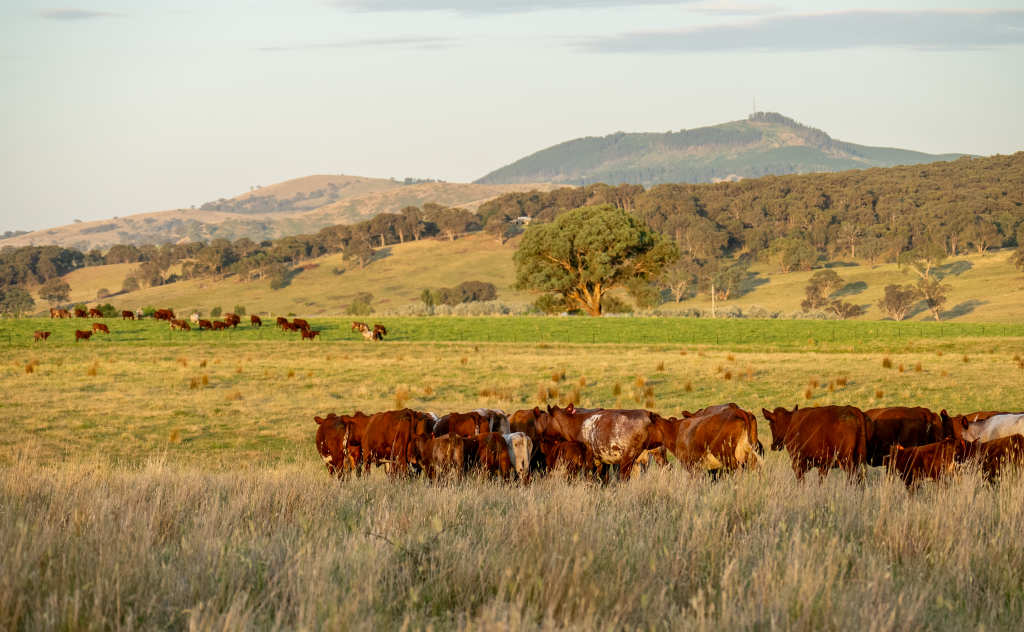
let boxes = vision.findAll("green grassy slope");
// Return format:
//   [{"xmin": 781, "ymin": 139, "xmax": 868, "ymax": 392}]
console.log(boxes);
[
  {"xmin": 476, "ymin": 116, "xmax": 970, "ymax": 187},
  {"xmin": 29, "ymin": 232, "xmax": 1024, "ymax": 324}
]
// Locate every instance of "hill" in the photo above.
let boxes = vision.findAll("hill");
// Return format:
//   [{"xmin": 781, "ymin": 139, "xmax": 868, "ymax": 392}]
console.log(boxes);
[
  {"xmin": 47, "ymin": 231, "xmax": 1024, "ymax": 324},
  {"xmin": 475, "ymin": 112, "xmax": 970, "ymax": 187},
  {"xmin": 2, "ymin": 177, "xmax": 562, "ymax": 251}
]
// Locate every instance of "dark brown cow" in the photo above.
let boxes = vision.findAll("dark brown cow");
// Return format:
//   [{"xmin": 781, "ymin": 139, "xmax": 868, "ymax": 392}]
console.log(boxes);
[
  {"xmin": 545, "ymin": 440, "xmax": 590, "ymax": 478},
  {"xmin": 301, "ymin": 329, "xmax": 321, "ymax": 341},
  {"xmin": 351, "ymin": 321, "xmax": 369, "ymax": 332},
  {"xmin": 92, "ymin": 323, "xmax": 110, "ymax": 335},
  {"xmin": 884, "ymin": 438, "xmax": 962, "ymax": 488},
  {"xmin": 432, "ymin": 411, "xmax": 488, "ymax": 437},
  {"xmin": 762, "ymin": 405, "xmax": 871, "ymax": 482},
  {"xmin": 535, "ymin": 404, "xmax": 652, "ymax": 481},
  {"xmin": 224, "ymin": 314, "xmax": 241, "ymax": 328},
  {"xmin": 154, "ymin": 309, "xmax": 174, "ymax": 321},
  {"xmin": 121, "ymin": 310, "xmax": 135, "ymax": 320},
  {"xmin": 89, "ymin": 308, "xmax": 103, "ymax": 318},
  {"xmin": 211, "ymin": 321, "xmax": 228, "ymax": 331},
  {"xmin": 648, "ymin": 406, "xmax": 762, "ymax": 473},
  {"xmin": 74, "ymin": 308, "xmax": 87, "ymax": 318},
  {"xmin": 413, "ymin": 433, "xmax": 466, "ymax": 480},
  {"xmin": 170, "ymin": 319, "xmax": 191, "ymax": 331},
  {"xmin": 315, "ymin": 413, "xmax": 362, "ymax": 477},
  {"xmin": 473, "ymin": 432, "xmax": 512, "ymax": 480},
  {"xmin": 292, "ymin": 318, "xmax": 310, "ymax": 331},
  {"xmin": 958, "ymin": 436, "xmax": 1024, "ymax": 481},
  {"xmin": 276, "ymin": 316, "xmax": 288, "ymax": 328},
  {"xmin": 33, "ymin": 331, "xmax": 51, "ymax": 342},
  {"xmin": 865, "ymin": 407, "xmax": 960, "ymax": 467},
  {"xmin": 250, "ymin": 315, "xmax": 262, "ymax": 327},
  {"xmin": 352, "ymin": 410, "xmax": 421, "ymax": 477},
  {"xmin": 373, "ymin": 324, "xmax": 387, "ymax": 340},
  {"xmin": 197, "ymin": 319, "xmax": 213, "ymax": 331},
  {"xmin": 281, "ymin": 322, "xmax": 300, "ymax": 332},
  {"xmin": 74, "ymin": 330, "xmax": 92, "ymax": 342}
]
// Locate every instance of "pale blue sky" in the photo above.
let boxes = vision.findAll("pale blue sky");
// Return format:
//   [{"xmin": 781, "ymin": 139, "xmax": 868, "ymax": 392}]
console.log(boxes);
[{"xmin": 1, "ymin": 1, "xmax": 1022, "ymax": 231}]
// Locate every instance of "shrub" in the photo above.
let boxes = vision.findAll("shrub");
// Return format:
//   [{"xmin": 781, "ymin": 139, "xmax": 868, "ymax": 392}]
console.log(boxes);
[
  {"xmin": 96, "ymin": 303, "xmax": 118, "ymax": 318},
  {"xmin": 233, "ymin": 305, "xmax": 246, "ymax": 316},
  {"xmin": 353, "ymin": 292, "xmax": 374, "ymax": 305},
  {"xmin": 346, "ymin": 302, "xmax": 373, "ymax": 317},
  {"xmin": 601, "ymin": 295, "xmax": 632, "ymax": 314},
  {"xmin": 535, "ymin": 294, "xmax": 567, "ymax": 315},
  {"xmin": 96, "ymin": 288, "xmax": 111, "ymax": 300},
  {"xmin": 270, "ymin": 280, "xmax": 285, "ymax": 291},
  {"xmin": 141, "ymin": 305, "xmax": 156, "ymax": 318},
  {"xmin": 210, "ymin": 307, "xmax": 222, "ymax": 318}
]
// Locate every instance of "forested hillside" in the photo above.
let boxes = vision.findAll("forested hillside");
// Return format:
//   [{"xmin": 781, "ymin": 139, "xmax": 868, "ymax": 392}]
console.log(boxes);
[{"xmin": 476, "ymin": 112, "xmax": 969, "ymax": 187}]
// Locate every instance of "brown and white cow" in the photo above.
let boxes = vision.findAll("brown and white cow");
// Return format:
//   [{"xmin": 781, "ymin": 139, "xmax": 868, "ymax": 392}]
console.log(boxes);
[
  {"xmin": 92, "ymin": 323, "xmax": 110, "ymax": 335},
  {"xmin": 762, "ymin": 405, "xmax": 871, "ymax": 482},
  {"xmin": 884, "ymin": 438, "xmax": 962, "ymax": 488},
  {"xmin": 865, "ymin": 406, "xmax": 960, "ymax": 467},
  {"xmin": 473, "ymin": 408, "xmax": 509, "ymax": 434},
  {"xmin": 89, "ymin": 308, "xmax": 103, "ymax": 318},
  {"xmin": 502, "ymin": 432, "xmax": 533, "ymax": 481},
  {"xmin": 536, "ymin": 404, "xmax": 653, "ymax": 481},
  {"xmin": 33, "ymin": 331, "xmax": 52, "ymax": 342}
]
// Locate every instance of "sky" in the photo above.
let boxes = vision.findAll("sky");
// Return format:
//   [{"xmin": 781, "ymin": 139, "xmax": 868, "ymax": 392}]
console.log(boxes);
[{"xmin": 1, "ymin": 1, "xmax": 1023, "ymax": 231}]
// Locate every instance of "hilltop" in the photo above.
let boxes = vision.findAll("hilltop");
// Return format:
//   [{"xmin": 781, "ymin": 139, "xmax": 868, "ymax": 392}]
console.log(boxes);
[{"xmin": 476, "ymin": 112, "xmax": 970, "ymax": 186}]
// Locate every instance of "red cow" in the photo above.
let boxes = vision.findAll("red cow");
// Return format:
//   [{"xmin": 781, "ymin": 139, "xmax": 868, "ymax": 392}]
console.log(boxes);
[
  {"xmin": 49, "ymin": 308, "xmax": 60, "ymax": 318},
  {"xmin": 92, "ymin": 323, "xmax": 110, "ymax": 335},
  {"xmin": 884, "ymin": 438, "xmax": 962, "ymax": 488},
  {"xmin": 301, "ymin": 329, "xmax": 321, "ymax": 341},
  {"xmin": 432, "ymin": 411, "xmax": 489, "ymax": 437},
  {"xmin": 197, "ymin": 320, "xmax": 213, "ymax": 331},
  {"xmin": 545, "ymin": 440, "xmax": 590, "ymax": 478},
  {"xmin": 648, "ymin": 406, "xmax": 762, "ymax": 473},
  {"xmin": 74, "ymin": 308, "xmax": 87, "ymax": 318},
  {"xmin": 958, "ymin": 436, "xmax": 1024, "ymax": 481},
  {"xmin": 865, "ymin": 407, "xmax": 960, "ymax": 466},
  {"xmin": 250, "ymin": 315, "xmax": 262, "ymax": 327},
  {"xmin": 121, "ymin": 310, "xmax": 135, "ymax": 320},
  {"xmin": 473, "ymin": 432, "xmax": 512, "ymax": 480},
  {"xmin": 292, "ymin": 318, "xmax": 310, "ymax": 331},
  {"xmin": 276, "ymin": 317, "xmax": 288, "ymax": 328},
  {"xmin": 351, "ymin": 321, "xmax": 369, "ymax": 332},
  {"xmin": 224, "ymin": 314, "xmax": 241, "ymax": 328},
  {"xmin": 762, "ymin": 405, "xmax": 871, "ymax": 482},
  {"xmin": 154, "ymin": 309, "xmax": 174, "ymax": 321},
  {"xmin": 281, "ymin": 322, "xmax": 300, "ymax": 332},
  {"xmin": 211, "ymin": 321, "xmax": 228, "ymax": 330},
  {"xmin": 315, "ymin": 413, "xmax": 366, "ymax": 477},
  {"xmin": 89, "ymin": 308, "xmax": 103, "ymax": 318},
  {"xmin": 535, "ymin": 404, "xmax": 652, "ymax": 481},
  {"xmin": 413, "ymin": 433, "xmax": 465, "ymax": 480},
  {"xmin": 74, "ymin": 330, "xmax": 92, "ymax": 342},
  {"xmin": 352, "ymin": 410, "xmax": 420, "ymax": 477},
  {"xmin": 170, "ymin": 319, "xmax": 191, "ymax": 331},
  {"xmin": 33, "ymin": 331, "xmax": 51, "ymax": 342},
  {"xmin": 373, "ymin": 324, "xmax": 387, "ymax": 340}
]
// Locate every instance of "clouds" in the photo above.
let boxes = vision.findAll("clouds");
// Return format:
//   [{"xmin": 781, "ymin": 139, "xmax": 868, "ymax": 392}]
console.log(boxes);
[
  {"xmin": 330, "ymin": 0, "xmax": 691, "ymax": 14},
  {"xmin": 258, "ymin": 37, "xmax": 455, "ymax": 52},
  {"xmin": 34, "ymin": 7, "xmax": 122, "ymax": 20},
  {"xmin": 582, "ymin": 9, "xmax": 1024, "ymax": 53}
]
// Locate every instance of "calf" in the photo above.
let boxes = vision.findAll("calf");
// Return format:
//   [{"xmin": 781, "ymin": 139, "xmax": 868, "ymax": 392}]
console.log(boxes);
[
  {"xmin": 250, "ymin": 315, "xmax": 262, "ymax": 327},
  {"xmin": 33, "ymin": 331, "xmax": 52, "ymax": 342},
  {"xmin": 92, "ymin": 323, "xmax": 110, "ymax": 335},
  {"xmin": 958, "ymin": 436, "xmax": 1024, "ymax": 481},
  {"xmin": 865, "ymin": 406, "xmax": 959, "ymax": 466},
  {"xmin": 121, "ymin": 310, "xmax": 135, "ymax": 320},
  {"xmin": 197, "ymin": 319, "xmax": 213, "ymax": 331},
  {"xmin": 545, "ymin": 440, "xmax": 589, "ymax": 478},
  {"xmin": 763, "ymin": 405, "xmax": 871, "ymax": 482},
  {"xmin": 884, "ymin": 438, "xmax": 962, "ymax": 488},
  {"xmin": 74, "ymin": 330, "xmax": 92, "ymax": 342},
  {"xmin": 414, "ymin": 433, "xmax": 465, "ymax": 480},
  {"xmin": 89, "ymin": 308, "xmax": 103, "ymax": 318},
  {"xmin": 170, "ymin": 319, "xmax": 191, "ymax": 331},
  {"xmin": 502, "ymin": 432, "xmax": 533, "ymax": 481},
  {"xmin": 301, "ymin": 329, "xmax": 321, "ymax": 341},
  {"xmin": 211, "ymin": 321, "xmax": 228, "ymax": 331}
]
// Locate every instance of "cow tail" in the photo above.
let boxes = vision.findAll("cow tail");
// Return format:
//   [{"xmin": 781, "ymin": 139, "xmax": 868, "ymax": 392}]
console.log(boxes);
[
  {"xmin": 745, "ymin": 410, "xmax": 765, "ymax": 457},
  {"xmin": 856, "ymin": 409, "xmax": 870, "ymax": 475}
]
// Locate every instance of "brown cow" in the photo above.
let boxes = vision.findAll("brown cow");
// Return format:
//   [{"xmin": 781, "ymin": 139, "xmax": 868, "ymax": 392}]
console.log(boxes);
[
  {"xmin": 315, "ymin": 411, "xmax": 373, "ymax": 476},
  {"xmin": 535, "ymin": 404, "xmax": 652, "ymax": 481},
  {"xmin": 432, "ymin": 411, "xmax": 489, "ymax": 437},
  {"xmin": 53, "ymin": 309, "xmax": 71, "ymax": 318},
  {"xmin": 373, "ymin": 324, "xmax": 387, "ymax": 340},
  {"xmin": 865, "ymin": 407, "xmax": 960, "ymax": 467},
  {"xmin": 211, "ymin": 321, "xmax": 228, "ymax": 331},
  {"xmin": 762, "ymin": 405, "xmax": 871, "ymax": 482},
  {"xmin": 472, "ymin": 432, "xmax": 512, "ymax": 480},
  {"xmin": 276, "ymin": 316, "xmax": 288, "ymax": 328},
  {"xmin": 33, "ymin": 331, "xmax": 51, "ymax": 342},
  {"xmin": 510, "ymin": 407, "xmax": 546, "ymax": 471},
  {"xmin": 884, "ymin": 438, "xmax": 962, "ymax": 488},
  {"xmin": 92, "ymin": 323, "xmax": 110, "ymax": 335},
  {"xmin": 250, "ymin": 315, "xmax": 262, "ymax": 327},
  {"xmin": 121, "ymin": 310, "xmax": 135, "ymax": 320},
  {"xmin": 292, "ymin": 318, "xmax": 310, "ymax": 331},
  {"xmin": 545, "ymin": 440, "xmax": 590, "ymax": 478},
  {"xmin": 351, "ymin": 410, "xmax": 420, "ymax": 477},
  {"xmin": 351, "ymin": 321, "xmax": 369, "ymax": 332},
  {"xmin": 74, "ymin": 330, "xmax": 92, "ymax": 342},
  {"xmin": 170, "ymin": 319, "xmax": 191, "ymax": 331},
  {"xmin": 74, "ymin": 308, "xmax": 87, "ymax": 318},
  {"xmin": 49, "ymin": 308, "xmax": 60, "ymax": 318},
  {"xmin": 413, "ymin": 433, "xmax": 466, "ymax": 480},
  {"xmin": 958, "ymin": 436, "xmax": 1024, "ymax": 481},
  {"xmin": 648, "ymin": 407, "xmax": 762, "ymax": 473},
  {"xmin": 301, "ymin": 329, "xmax": 321, "ymax": 341},
  {"xmin": 224, "ymin": 314, "xmax": 241, "ymax": 328},
  {"xmin": 281, "ymin": 322, "xmax": 300, "ymax": 332},
  {"xmin": 197, "ymin": 319, "xmax": 213, "ymax": 331},
  {"xmin": 154, "ymin": 309, "xmax": 174, "ymax": 321},
  {"xmin": 89, "ymin": 308, "xmax": 103, "ymax": 318}
]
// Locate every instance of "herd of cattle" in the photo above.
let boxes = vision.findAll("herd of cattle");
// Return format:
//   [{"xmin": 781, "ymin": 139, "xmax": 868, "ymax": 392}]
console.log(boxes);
[
  {"xmin": 38, "ymin": 308, "xmax": 387, "ymax": 343},
  {"xmin": 314, "ymin": 403, "xmax": 1024, "ymax": 487}
]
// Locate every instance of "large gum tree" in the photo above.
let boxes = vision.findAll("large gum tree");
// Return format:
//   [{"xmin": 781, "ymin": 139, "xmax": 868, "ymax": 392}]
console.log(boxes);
[{"xmin": 514, "ymin": 204, "xmax": 678, "ymax": 316}]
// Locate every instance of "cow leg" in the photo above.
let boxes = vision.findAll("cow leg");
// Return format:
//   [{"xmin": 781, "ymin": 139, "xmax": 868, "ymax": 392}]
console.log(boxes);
[{"xmin": 792, "ymin": 460, "xmax": 809, "ymax": 482}]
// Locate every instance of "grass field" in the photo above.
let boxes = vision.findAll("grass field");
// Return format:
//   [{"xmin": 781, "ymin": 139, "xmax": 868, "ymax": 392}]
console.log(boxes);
[{"xmin": 2, "ymin": 335, "xmax": 1024, "ymax": 630}]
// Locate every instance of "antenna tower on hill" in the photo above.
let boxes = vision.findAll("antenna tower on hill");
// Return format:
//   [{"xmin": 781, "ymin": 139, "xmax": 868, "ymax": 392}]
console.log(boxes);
[{"xmin": 752, "ymin": 97, "xmax": 756, "ymax": 116}]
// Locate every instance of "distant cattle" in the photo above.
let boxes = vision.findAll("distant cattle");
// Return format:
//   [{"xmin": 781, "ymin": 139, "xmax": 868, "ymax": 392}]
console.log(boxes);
[
  {"xmin": 154, "ymin": 309, "xmax": 174, "ymax": 321},
  {"xmin": 763, "ymin": 405, "xmax": 871, "ymax": 482},
  {"xmin": 351, "ymin": 321, "xmax": 369, "ymax": 332},
  {"xmin": 33, "ymin": 331, "xmax": 51, "ymax": 342},
  {"xmin": 170, "ymin": 319, "xmax": 191, "ymax": 331},
  {"xmin": 197, "ymin": 319, "xmax": 213, "ymax": 331},
  {"xmin": 962, "ymin": 414, "xmax": 1024, "ymax": 444},
  {"xmin": 250, "ymin": 315, "xmax": 262, "ymax": 327},
  {"xmin": 502, "ymin": 432, "xmax": 533, "ymax": 481},
  {"xmin": 865, "ymin": 407, "xmax": 960, "ymax": 467},
  {"xmin": 190, "ymin": 313, "xmax": 200, "ymax": 324},
  {"xmin": 224, "ymin": 314, "xmax": 241, "ymax": 328},
  {"xmin": 281, "ymin": 322, "xmax": 300, "ymax": 332},
  {"xmin": 301, "ymin": 329, "xmax": 321, "ymax": 341},
  {"xmin": 74, "ymin": 330, "xmax": 93, "ymax": 342},
  {"xmin": 92, "ymin": 323, "xmax": 110, "ymax": 335},
  {"xmin": 88, "ymin": 308, "xmax": 103, "ymax": 318},
  {"xmin": 292, "ymin": 318, "xmax": 310, "ymax": 331},
  {"xmin": 74, "ymin": 308, "xmax": 87, "ymax": 318},
  {"xmin": 959, "ymin": 435, "xmax": 1024, "ymax": 481},
  {"xmin": 536, "ymin": 404, "xmax": 653, "ymax": 480},
  {"xmin": 50, "ymin": 308, "xmax": 71, "ymax": 319},
  {"xmin": 211, "ymin": 321, "xmax": 228, "ymax": 331},
  {"xmin": 121, "ymin": 311, "xmax": 135, "ymax": 320},
  {"xmin": 276, "ymin": 317, "xmax": 288, "ymax": 328},
  {"xmin": 648, "ymin": 406, "xmax": 762, "ymax": 473},
  {"xmin": 361, "ymin": 329, "xmax": 376, "ymax": 341},
  {"xmin": 373, "ymin": 324, "xmax": 387, "ymax": 339},
  {"xmin": 884, "ymin": 438, "xmax": 962, "ymax": 488}
]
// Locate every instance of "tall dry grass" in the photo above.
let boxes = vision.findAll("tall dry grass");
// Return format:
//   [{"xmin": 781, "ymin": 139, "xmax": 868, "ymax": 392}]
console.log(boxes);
[{"xmin": 2, "ymin": 457, "xmax": 1023, "ymax": 630}]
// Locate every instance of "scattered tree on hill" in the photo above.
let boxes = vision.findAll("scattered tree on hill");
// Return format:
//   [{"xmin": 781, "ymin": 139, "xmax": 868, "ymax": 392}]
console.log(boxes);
[
  {"xmin": 712, "ymin": 265, "xmax": 744, "ymax": 301},
  {"xmin": 829, "ymin": 300, "xmax": 863, "ymax": 320},
  {"xmin": 626, "ymin": 278, "xmax": 662, "ymax": 310},
  {"xmin": 39, "ymin": 279, "xmax": 71, "ymax": 307},
  {"xmin": 426, "ymin": 281, "xmax": 498, "ymax": 306},
  {"xmin": 659, "ymin": 263, "xmax": 694, "ymax": 302},
  {"xmin": 233, "ymin": 305, "xmax": 246, "ymax": 316},
  {"xmin": 420, "ymin": 289, "xmax": 442, "ymax": 307},
  {"xmin": 96, "ymin": 288, "xmax": 110, "ymax": 300},
  {"xmin": 899, "ymin": 244, "xmax": 946, "ymax": 280},
  {"xmin": 353, "ymin": 292, "xmax": 374, "ymax": 305},
  {"xmin": 877, "ymin": 284, "xmax": 921, "ymax": 321},
  {"xmin": 759, "ymin": 238, "xmax": 818, "ymax": 274},
  {"xmin": 121, "ymin": 277, "xmax": 140, "ymax": 293},
  {"xmin": 485, "ymin": 215, "xmax": 512, "ymax": 244},
  {"xmin": 343, "ymin": 240, "xmax": 375, "ymax": 269},
  {"xmin": 514, "ymin": 205, "xmax": 678, "ymax": 316},
  {"xmin": 966, "ymin": 219, "xmax": 1000, "ymax": 256},
  {"xmin": 0, "ymin": 287, "xmax": 35, "ymax": 317},
  {"xmin": 211, "ymin": 307, "xmax": 222, "ymax": 318},
  {"xmin": 801, "ymin": 270, "xmax": 846, "ymax": 311},
  {"xmin": 346, "ymin": 301, "xmax": 373, "ymax": 316},
  {"xmin": 916, "ymin": 277, "xmax": 950, "ymax": 322}
]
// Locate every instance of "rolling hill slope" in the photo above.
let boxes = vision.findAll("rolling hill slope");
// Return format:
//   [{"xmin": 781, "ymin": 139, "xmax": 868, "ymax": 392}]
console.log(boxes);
[{"xmin": 476, "ymin": 112, "xmax": 970, "ymax": 187}]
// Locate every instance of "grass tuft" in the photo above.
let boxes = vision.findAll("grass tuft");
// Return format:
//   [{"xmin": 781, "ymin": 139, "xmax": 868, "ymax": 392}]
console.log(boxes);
[
  {"xmin": 807, "ymin": 377, "xmax": 820, "ymax": 389},
  {"xmin": 882, "ymin": 356, "xmax": 893, "ymax": 369},
  {"xmin": 655, "ymin": 360, "xmax": 665, "ymax": 372},
  {"xmin": 578, "ymin": 375, "xmax": 587, "ymax": 387},
  {"xmin": 745, "ymin": 365, "xmax": 755, "ymax": 379},
  {"xmin": 202, "ymin": 374, "xmax": 209, "ymax": 386},
  {"xmin": 612, "ymin": 381, "xmax": 622, "ymax": 396},
  {"xmin": 189, "ymin": 377, "xmax": 199, "ymax": 389},
  {"xmin": 551, "ymin": 371, "xmax": 561, "ymax": 383},
  {"xmin": 177, "ymin": 357, "xmax": 188, "ymax": 368},
  {"xmin": 535, "ymin": 384, "xmax": 548, "ymax": 403},
  {"xmin": 200, "ymin": 360, "xmax": 207, "ymax": 368},
  {"xmin": 898, "ymin": 363, "xmax": 905, "ymax": 373},
  {"xmin": 684, "ymin": 381, "xmax": 693, "ymax": 392},
  {"xmin": 836, "ymin": 374, "xmax": 848, "ymax": 387},
  {"xmin": 394, "ymin": 385, "xmax": 410, "ymax": 409},
  {"xmin": 874, "ymin": 388, "xmax": 884, "ymax": 399},
  {"xmin": 680, "ymin": 350, "xmax": 687, "ymax": 356},
  {"xmin": 635, "ymin": 375, "xmax": 646, "ymax": 388},
  {"xmin": 169, "ymin": 430, "xmax": 180, "ymax": 444},
  {"xmin": 287, "ymin": 370, "xmax": 295, "ymax": 379},
  {"xmin": 914, "ymin": 362, "xmax": 923, "ymax": 373},
  {"xmin": 726, "ymin": 353, "xmax": 735, "ymax": 362},
  {"xmin": 941, "ymin": 369, "xmax": 949, "ymax": 377},
  {"xmin": 803, "ymin": 387, "xmax": 813, "ymax": 400},
  {"xmin": 460, "ymin": 356, "xmax": 468, "ymax": 366},
  {"xmin": 963, "ymin": 355, "xmax": 970, "ymax": 364},
  {"xmin": 24, "ymin": 364, "xmax": 33, "ymax": 374},
  {"xmin": 422, "ymin": 384, "xmax": 435, "ymax": 397},
  {"xmin": 723, "ymin": 370, "xmax": 733, "ymax": 381}
]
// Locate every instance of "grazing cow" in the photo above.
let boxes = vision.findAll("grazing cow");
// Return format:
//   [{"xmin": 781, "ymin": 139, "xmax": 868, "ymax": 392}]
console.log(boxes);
[
  {"xmin": 292, "ymin": 318, "xmax": 310, "ymax": 331},
  {"xmin": 276, "ymin": 317, "xmax": 289, "ymax": 328},
  {"xmin": 49, "ymin": 308, "xmax": 59, "ymax": 318},
  {"xmin": 197, "ymin": 319, "xmax": 213, "ymax": 331},
  {"xmin": 361, "ymin": 329, "xmax": 376, "ymax": 341},
  {"xmin": 250, "ymin": 315, "xmax": 262, "ymax": 327},
  {"xmin": 351, "ymin": 321, "xmax": 369, "ymax": 332},
  {"xmin": 762, "ymin": 405, "xmax": 871, "ymax": 482},
  {"xmin": 473, "ymin": 432, "xmax": 512, "ymax": 479},
  {"xmin": 74, "ymin": 308, "xmax": 87, "ymax": 318},
  {"xmin": 962, "ymin": 414, "xmax": 1024, "ymax": 443},
  {"xmin": 536, "ymin": 404, "xmax": 653, "ymax": 481},
  {"xmin": 33, "ymin": 331, "xmax": 51, "ymax": 342},
  {"xmin": 865, "ymin": 407, "xmax": 960, "ymax": 467},
  {"xmin": 413, "ymin": 433, "xmax": 465, "ymax": 480},
  {"xmin": 958, "ymin": 435, "xmax": 1024, "ymax": 481},
  {"xmin": 170, "ymin": 319, "xmax": 191, "ymax": 331},
  {"xmin": 189, "ymin": 313, "xmax": 200, "ymax": 324},
  {"xmin": 281, "ymin": 322, "xmax": 300, "ymax": 332},
  {"xmin": 154, "ymin": 309, "xmax": 174, "ymax": 321},
  {"xmin": 88, "ymin": 308, "xmax": 103, "ymax": 318},
  {"xmin": 211, "ymin": 321, "xmax": 228, "ymax": 331},
  {"xmin": 74, "ymin": 330, "xmax": 92, "ymax": 342},
  {"xmin": 648, "ymin": 407, "xmax": 762, "ymax": 473},
  {"xmin": 353, "ymin": 410, "xmax": 421, "ymax": 477},
  {"xmin": 502, "ymin": 432, "xmax": 533, "ymax": 481},
  {"xmin": 474, "ymin": 408, "xmax": 510, "ymax": 434},
  {"xmin": 884, "ymin": 438, "xmax": 962, "ymax": 488},
  {"xmin": 509, "ymin": 407, "xmax": 547, "ymax": 472},
  {"xmin": 433, "ymin": 411, "xmax": 489, "ymax": 437},
  {"xmin": 55, "ymin": 309, "xmax": 71, "ymax": 318},
  {"xmin": 224, "ymin": 314, "xmax": 241, "ymax": 328},
  {"xmin": 301, "ymin": 329, "xmax": 321, "ymax": 341},
  {"xmin": 121, "ymin": 310, "xmax": 135, "ymax": 320},
  {"xmin": 545, "ymin": 440, "xmax": 590, "ymax": 478},
  {"xmin": 373, "ymin": 324, "xmax": 387, "ymax": 340},
  {"xmin": 92, "ymin": 323, "xmax": 110, "ymax": 335}
]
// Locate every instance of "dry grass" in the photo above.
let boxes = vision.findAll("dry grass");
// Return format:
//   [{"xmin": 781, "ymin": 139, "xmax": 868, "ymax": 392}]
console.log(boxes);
[
  {"xmin": 394, "ymin": 385, "xmax": 411, "ymax": 409},
  {"xmin": 176, "ymin": 357, "xmax": 188, "ymax": 368},
  {"xmin": 963, "ymin": 355, "xmax": 971, "ymax": 364},
  {"xmin": 535, "ymin": 384, "xmax": 548, "ymax": 404},
  {"xmin": 634, "ymin": 375, "xmax": 646, "ymax": 388},
  {"xmin": 612, "ymin": 381, "xmax": 622, "ymax": 396},
  {"xmin": 24, "ymin": 364, "xmax": 33, "ymax": 374},
  {"xmin": 200, "ymin": 359, "xmax": 207, "ymax": 368},
  {"xmin": 551, "ymin": 370, "xmax": 561, "ymax": 383},
  {"xmin": 899, "ymin": 363, "xmax": 905, "ymax": 373},
  {"xmin": 723, "ymin": 370, "xmax": 733, "ymax": 381},
  {"xmin": 3, "ymin": 459, "xmax": 1023, "ymax": 630},
  {"xmin": 655, "ymin": 360, "xmax": 665, "ymax": 372},
  {"xmin": 915, "ymin": 362, "xmax": 923, "ymax": 373},
  {"xmin": 803, "ymin": 387, "xmax": 813, "ymax": 400},
  {"xmin": 460, "ymin": 356, "xmax": 468, "ymax": 366},
  {"xmin": 875, "ymin": 388, "xmax": 885, "ymax": 400},
  {"xmin": 836, "ymin": 374, "xmax": 848, "ymax": 387},
  {"xmin": 578, "ymin": 375, "xmax": 587, "ymax": 387},
  {"xmin": 684, "ymin": 381, "xmax": 693, "ymax": 393},
  {"xmin": 423, "ymin": 384, "xmax": 435, "ymax": 398},
  {"xmin": 287, "ymin": 370, "xmax": 295, "ymax": 379},
  {"xmin": 726, "ymin": 353, "xmax": 735, "ymax": 362},
  {"xmin": 807, "ymin": 377, "xmax": 820, "ymax": 389},
  {"xmin": 882, "ymin": 356, "xmax": 893, "ymax": 369}
]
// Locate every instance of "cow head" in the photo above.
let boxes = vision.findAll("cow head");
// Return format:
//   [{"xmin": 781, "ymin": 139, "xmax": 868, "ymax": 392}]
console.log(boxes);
[
  {"xmin": 314, "ymin": 414, "xmax": 350, "ymax": 476},
  {"xmin": 762, "ymin": 406, "xmax": 795, "ymax": 451}
]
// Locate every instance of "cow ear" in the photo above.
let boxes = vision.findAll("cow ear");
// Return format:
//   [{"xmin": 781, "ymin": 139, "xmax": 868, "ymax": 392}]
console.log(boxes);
[
  {"xmin": 793, "ymin": 404, "xmax": 799, "ymax": 411},
  {"xmin": 566, "ymin": 403, "xmax": 574, "ymax": 413},
  {"xmin": 315, "ymin": 416, "xmax": 325, "ymax": 425},
  {"xmin": 533, "ymin": 407, "xmax": 540, "ymax": 417},
  {"xmin": 547, "ymin": 405, "xmax": 553, "ymax": 414},
  {"xmin": 761, "ymin": 408, "xmax": 771, "ymax": 419}
]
